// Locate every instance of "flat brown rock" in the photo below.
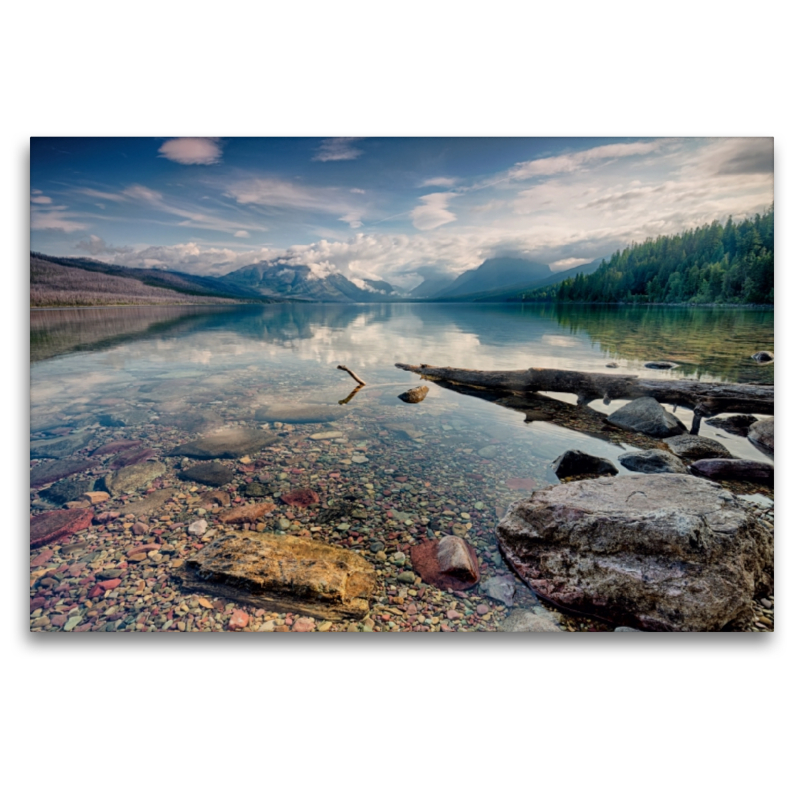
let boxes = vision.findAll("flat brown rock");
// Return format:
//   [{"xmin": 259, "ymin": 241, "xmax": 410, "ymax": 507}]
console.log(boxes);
[
  {"xmin": 177, "ymin": 532, "xmax": 377, "ymax": 620},
  {"xmin": 218, "ymin": 502, "xmax": 276, "ymax": 525},
  {"xmin": 30, "ymin": 459, "xmax": 99, "ymax": 488},
  {"xmin": 30, "ymin": 508, "xmax": 93, "ymax": 549},
  {"xmin": 410, "ymin": 537, "xmax": 480, "ymax": 591},
  {"xmin": 281, "ymin": 488, "xmax": 320, "ymax": 508}
]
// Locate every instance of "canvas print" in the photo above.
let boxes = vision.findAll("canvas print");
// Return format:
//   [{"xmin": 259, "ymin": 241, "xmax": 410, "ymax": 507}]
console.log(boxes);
[{"xmin": 29, "ymin": 137, "xmax": 774, "ymax": 633}]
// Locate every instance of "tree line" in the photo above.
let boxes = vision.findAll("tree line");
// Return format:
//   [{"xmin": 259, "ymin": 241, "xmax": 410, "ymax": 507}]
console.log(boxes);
[{"xmin": 521, "ymin": 207, "xmax": 774, "ymax": 305}]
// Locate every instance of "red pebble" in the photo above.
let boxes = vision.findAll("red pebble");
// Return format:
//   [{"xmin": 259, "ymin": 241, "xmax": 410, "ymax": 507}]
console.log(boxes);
[
  {"xmin": 31, "ymin": 549, "xmax": 54, "ymax": 567},
  {"xmin": 97, "ymin": 578, "xmax": 121, "ymax": 591},
  {"xmin": 228, "ymin": 609, "xmax": 249, "ymax": 631}
]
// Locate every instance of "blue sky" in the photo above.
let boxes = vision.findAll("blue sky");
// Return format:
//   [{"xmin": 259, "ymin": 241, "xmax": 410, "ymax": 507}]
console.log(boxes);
[{"xmin": 30, "ymin": 136, "xmax": 773, "ymax": 288}]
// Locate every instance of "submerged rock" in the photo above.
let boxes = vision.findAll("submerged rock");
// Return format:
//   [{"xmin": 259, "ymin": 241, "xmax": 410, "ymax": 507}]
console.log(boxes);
[
  {"xmin": 618, "ymin": 449, "xmax": 687, "ymax": 474},
  {"xmin": 254, "ymin": 405, "xmax": 348, "ymax": 424},
  {"xmin": 501, "ymin": 607, "xmax": 562, "ymax": 633},
  {"xmin": 644, "ymin": 361, "xmax": 678, "ymax": 370},
  {"xmin": 281, "ymin": 488, "xmax": 320, "ymax": 508},
  {"xmin": 690, "ymin": 458, "xmax": 774, "ymax": 484},
  {"xmin": 398, "ymin": 386, "xmax": 429, "ymax": 404},
  {"xmin": 168, "ymin": 428, "xmax": 278, "ymax": 459},
  {"xmin": 481, "ymin": 574, "xmax": 516, "ymax": 607},
  {"xmin": 30, "ymin": 430, "xmax": 95, "ymax": 459},
  {"xmin": 30, "ymin": 458, "xmax": 99, "ymax": 488},
  {"xmin": 178, "ymin": 463, "xmax": 234, "ymax": 487},
  {"xmin": 217, "ymin": 502, "xmax": 276, "ymax": 525},
  {"xmin": 178, "ymin": 532, "xmax": 377, "ymax": 620},
  {"xmin": 119, "ymin": 489, "xmax": 173, "ymax": 518},
  {"xmin": 706, "ymin": 415, "xmax": 758, "ymax": 437},
  {"xmin": 91, "ymin": 439, "xmax": 143, "ymax": 457},
  {"xmin": 496, "ymin": 474, "xmax": 773, "ymax": 631},
  {"xmin": 606, "ymin": 397, "xmax": 686, "ymax": 438},
  {"xmin": 40, "ymin": 476, "xmax": 94, "ymax": 505},
  {"xmin": 552, "ymin": 449, "xmax": 618, "ymax": 479},
  {"xmin": 664, "ymin": 434, "xmax": 732, "ymax": 460},
  {"xmin": 410, "ymin": 536, "xmax": 480, "ymax": 590},
  {"xmin": 109, "ymin": 448, "xmax": 157, "ymax": 469},
  {"xmin": 242, "ymin": 482, "xmax": 272, "ymax": 497},
  {"xmin": 98, "ymin": 408, "xmax": 150, "ymax": 428},
  {"xmin": 30, "ymin": 507, "xmax": 93, "ymax": 549},
  {"xmin": 751, "ymin": 351, "xmax": 774, "ymax": 364},
  {"xmin": 748, "ymin": 418, "xmax": 774, "ymax": 456},
  {"xmin": 102, "ymin": 461, "xmax": 166, "ymax": 495}
]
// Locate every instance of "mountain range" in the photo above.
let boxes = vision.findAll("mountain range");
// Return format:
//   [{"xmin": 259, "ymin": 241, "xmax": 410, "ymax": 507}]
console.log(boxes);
[{"xmin": 30, "ymin": 251, "xmax": 604, "ymax": 307}]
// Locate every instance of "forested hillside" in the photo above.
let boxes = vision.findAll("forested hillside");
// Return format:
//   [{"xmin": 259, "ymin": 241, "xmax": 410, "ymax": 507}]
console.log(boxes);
[{"xmin": 521, "ymin": 208, "xmax": 774, "ymax": 304}]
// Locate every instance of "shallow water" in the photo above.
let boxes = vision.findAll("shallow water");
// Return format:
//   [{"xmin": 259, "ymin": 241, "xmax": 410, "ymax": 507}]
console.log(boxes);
[{"xmin": 29, "ymin": 303, "xmax": 774, "ymax": 633}]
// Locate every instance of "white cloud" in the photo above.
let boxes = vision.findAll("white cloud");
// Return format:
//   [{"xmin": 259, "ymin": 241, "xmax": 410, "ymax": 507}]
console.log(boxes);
[
  {"xmin": 158, "ymin": 137, "xmax": 222, "ymax": 165},
  {"xmin": 31, "ymin": 205, "xmax": 87, "ymax": 232},
  {"xmin": 419, "ymin": 176, "xmax": 457, "ymax": 188},
  {"xmin": 350, "ymin": 188, "xmax": 366, "ymax": 194},
  {"xmin": 338, "ymin": 212, "xmax": 363, "ymax": 229},
  {"xmin": 30, "ymin": 194, "xmax": 52, "ymax": 205},
  {"xmin": 312, "ymin": 137, "xmax": 363, "ymax": 162},
  {"xmin": 410, "ymin": 193, "xmax": 457, "ymax": 230},
  {"xmin": 233, "ymin": 230, "xmax": 250, "ymax": 238}
]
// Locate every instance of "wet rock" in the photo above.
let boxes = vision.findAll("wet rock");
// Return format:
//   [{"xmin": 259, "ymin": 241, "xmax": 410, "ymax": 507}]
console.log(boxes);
[
  {"xmin": 606, "ymin": 397, "xmax": 686, "ymax": 438},
  {"xmin": 39, "ymin": 476, "xmax": 94, "ymax": 505},
  {"xmin": 552, "ymin": 450, "xmax": 618, "ymax": 479},
  {"xmin": 748, "ymin": 418, "xmax": 774, "ymax": 456},
  {"xmin": 398, "ymin": 386, "xmax": 429, "ymax": 404},
  {"xmin": 102, "ymin": 462, "xmax": 166, "ymax": 495},
  {"xmin": 383, "ymin": 423, "xmax": 424, "ymax": 440},
  {"xmin": 217, "ymin": 502, "xmax": 276, "ymax": 525},
  {"xmin": 243, "ymin": 482, "xmax": 272, "ymax": 497},
  {"xmin": 614, "ymin": 626, "xmax": 641, "ymax": 632},
  {"xmin": 255, "ymin": 404, "xmax": 348, "ymax": 424},
  {"xmin": 168, "ymin": 428, "xmax": 278, "ymax": 459},
  {"xmin": 228, "ymin": 610, "xmax": 249, "ymax": 631},
  {"xmin": 119, "ymin": 489, "xmax": 173, "ymax": 518},
  {"xmin": 706, "ymin": 415, "xmax": 758, "ymax": 437},
  {"xmin": 91, "ymin": 439, "xmax": 142, "ymax": 456},
  {"xmin": 618, "ymin": 449, "xmax": 687, "ymax": 474},
  {"xmin": 178, "ymin": 463, "xmax": 234, "ymax": 487},
  {"xmin": 664, "ymin": 434, "xmax": 732, "ymax": 460},
  {"xmin": 178, "ymin": 532, "xmax": 377, "ymax": 620},
  {"xmin": 606, "ymin": 362, "xmax": 618, "ymax": 368},
  {"xmin": 478, "ymin": 445, "xmax": 498, "ymax": 458},
  {"xmin": 98, "ymin": 408, "xmax": 150, "ymax": 428},
  {"xmin": 482, "ymin": 574, "xmax": 516, "ymax": 607},
  {"xmin": 410, "ymin": 537, "xmax": 480, "ymax": 590},
  {"xmin": 643, "ymin": 361, "xmax": 678, "ymax": 370},
  {"xmin": 188, "ymin": 519, "xmax": 208, "ymax": 535},
  {"xmin": 29, "ymin": 430, "xmax": 95, "ymax": 459},
  {"xmin": 109, "ymin": 448, "xmax": 157, "ymax": 468},
  {"xmin": 496, "ymin": 474, "xmax": 773, "ymax": 631},
  {"xmin": 310, "ymin": 431, "xmax": 345, "ymax": 440},
  {"xmin": 501, "ymin": 608, "xmax": 562, "ymax": 633},
  {"xmin": 83, "ymin": 491, "xmax": 110, "ymax": 505},
  {"xmin": 281, "ymin": 488, "xmax": 320, "ymax": 508},
  {"xmin": 30, "ymin": 459, "xmax": 99, "ymax": 488},
  {"xmin": 30, "ymin": 507, "xmax": 93, "ymax": 549},
  {"xmin": 158, "ymin": 409, "xmax": 226, "ymax": 435},
  {"xmin": 200, "ymin": 490, "xmax": 231, "ymax": 508},
  {"xmin": 690, "ymin": 459, "xmax": 774, "ymax": 485},
  {"xmin": 751, "ymin": 351, "xmax": 774, "ymax": 364}
]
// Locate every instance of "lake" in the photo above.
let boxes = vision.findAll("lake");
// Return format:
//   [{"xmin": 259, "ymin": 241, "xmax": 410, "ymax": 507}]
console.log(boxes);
[{"xmin": 29, "ymin": 303, "xmax": 774, "ymax": 632}]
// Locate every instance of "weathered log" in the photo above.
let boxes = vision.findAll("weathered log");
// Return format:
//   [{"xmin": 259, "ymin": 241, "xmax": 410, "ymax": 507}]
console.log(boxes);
[{"xmin": 396, "ymin": 363, "xmax": 773, "ymax": 433}]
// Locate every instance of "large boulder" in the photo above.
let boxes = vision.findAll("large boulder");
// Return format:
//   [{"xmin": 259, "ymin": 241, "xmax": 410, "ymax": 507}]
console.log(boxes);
[
  {"xmin": 618, "ymin": 449, "xmax": 687, "ymax": 474},
  {"xmin": 168, "ymin": 428, "xmax": 278, "ymax": 459},
  {"xmin": 664, "ymin": 434, "xmax": 732, "ymax": 460},
  {"xmin": 552, "ymin": 450, "xmax": 618, "ymax": 479},
  {"xmin": 690, "ymin": 459, "xmax": 774, "ymax": 485},
  {"xmin": 706, "ymin": 415, "xmax": 758, "ymax": 437},
  {"xmin": 748, "ymin": 418, "xmax": 774, "ymax": 456},
  {"xmin": 606, "ymin": 397, "xmax": 686, "ymax": 438},
  {"xmin": 178, "ymin": 532, "xmax": 377, "ymax": 620},
  {"xmin": 496, "ymin": 474, "xmax": 773, "ymax": 631}
]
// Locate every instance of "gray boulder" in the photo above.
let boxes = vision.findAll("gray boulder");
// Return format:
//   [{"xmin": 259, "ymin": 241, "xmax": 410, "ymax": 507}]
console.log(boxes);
[
  {"xmin": 606, "ymin": 397, "xmax": 686, "ymax": 438},
  {"xmin": 690, "ymin": 459, "xmax": 774, "ymax": 485},
  {"xmin": 496, "ymin": 474, "xmax": 773, "ymax": 631},
  {"xmin": 501, "ymin": 607, "xmax": 562, "ymax": 633},
  {"xmin": 102, "ymin": 461, "xmax": 166, "ymax": 495},
  {"xmin": 481, "ymin": 574, "xmax": 516, "ymax": 607},
  {"xmin": 664, "ymin": 434, "xmax": 732, "ymax": 460},
  {"xmin": 178, "ymin": 463, "xmax": 234, "ymax": 487},
  {"xmin": 552, "ymin": 450, "xmax": 618, "ymax": 479},
  {"xmin": 168, "ymin": 428, "xmax": 278, "ymax": 459},
  {"xmin": 706, "ymin": 414, "xmax": 758, "ymax": 437},
  {"xmin": 618, "ymin": 449, "xmax": 687, "ymax": 474},
  {"xmin": 747, "ymin": 418, "xmax": 774, "ymax": 456}
]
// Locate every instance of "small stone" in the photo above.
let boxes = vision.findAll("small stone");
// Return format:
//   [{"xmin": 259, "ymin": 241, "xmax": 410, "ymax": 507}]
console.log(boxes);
[
  {"xmin": 476, "ymin": 604, "xmax": 490, "ymax": 615},
  {"xmin": 188, "ymin": 519, "xmax": 208, "ymax": 535},
  {"xmin": 292, "ymin": 617, "xmax": 315, "ymax": 632},
  {"xmin": 398, "ymin": 571, "xmax": 416, "ymax": 584},
  {"xmin": 228, "ymin": 609, "xmax": 250, "ymax": 630},
  {"xmin": 398, "ymin": 386, "xmax": 429, "ymax": 404}
]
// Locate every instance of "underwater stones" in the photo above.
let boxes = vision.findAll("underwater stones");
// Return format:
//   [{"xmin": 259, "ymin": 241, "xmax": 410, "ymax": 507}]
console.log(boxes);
[
  {"xmin": 39, "ymin": 476, "xmax": 94, "ymax": 505},
  {"xmin": 481, "ymin": 574, "xmax": 516, "ymax": 607},
  {"xmin": 606, "ymin": 397, "xmax": 686, "ymax": 438},
  {"xmin": 30, "ymin": 458, "xmax": 99, "ymax": 488},
  {"xmin": 109, "ymin": 448, "xmax": 157, "ymax": 469},
  {"xmin": 30, "ymin": 507, "xmax": 93, "ymax": 549},
  {"xmin": 119, "ymin": 488, "xmax": 173, "ymax": 518},
  {"xmin": 178, "ymin": 532, "xmax": 377, "ymax": 620},
  {"xmin": 30, "ymin": 430, "xmax": 96, "ymax": 459},
  {"xmin": 496, "ymin": 474, "xmax": 773, "ymax": 631},
  {"xmin": 242, "ymin": 482, "xmax": 272, "ymax": 497},
  {"xmin": 309, "ymin": 431, "xmax": 345, "ymax": 440},
  {"xmin": 255, "ymin": 404, "xmax": 349, "ymax": 424},
  {"xmin": 398, "ymin": 386, "xmax": 429, "ymax": 404},
  {"xmin": 410, "ymin": 536, "xmax": 480, "ymax": 591},
  {"xmin": 281, "ymin": 488, "xmax": 320, "ymax": 508},
  {"xmin": 178, "ymin": 463, "xmax": 234, "ymax": 487},
  {"xmin": 689, "ymin": 459, "xmax": 774, "ymax": 484},
  {"xmin": 501, "ymin": 608, "xmax": 562, "ymax": 633},
  {"xmin": 618, "ymin": 449, "xmax": 687, "ymax": 474},
  {"xmin": 664, "ymin": 434, "xmax": 732, "ymax": 460},
  {"xmin": 97, "ymin": 408, "xmax": 150, "ymax": 428},
  {"xmin": 102, "ymin": 461, "xmax": 166, "ymax": 495},
  {"xmin": 200, "ymin": 490, "xmax": 231, "ymax": 508},
  {"xmin": 91, "ymin": 439, "xmax": 143, "ymax": 457},
  {"xmin": 217, "ymin": 502, "xmax": 276, "ymax": 525},
  {"xmin": 552, "ymin": 449, "xmax": 618, "ymax": 479},
  {"xmin": 168, "ymin": 428, "xmax": 278, "ymax": 459},
  {"xmin": 747, "ymin": 418, "xmax": 774, "ymax": 456}
]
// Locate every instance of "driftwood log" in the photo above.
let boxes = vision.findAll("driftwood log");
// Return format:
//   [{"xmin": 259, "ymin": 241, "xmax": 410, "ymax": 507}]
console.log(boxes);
[{"xmin": 396, "ymin": 363, "xmax": 773, "ymax": 435}]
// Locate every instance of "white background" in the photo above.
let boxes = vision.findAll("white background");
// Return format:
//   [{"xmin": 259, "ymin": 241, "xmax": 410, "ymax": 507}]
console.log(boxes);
[{"xmin": 3, "ymin": 2, "xmax": 796, "ymax": 798}]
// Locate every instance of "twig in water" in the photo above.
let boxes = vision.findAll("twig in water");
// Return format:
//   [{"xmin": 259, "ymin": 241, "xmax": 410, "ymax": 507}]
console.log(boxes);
[
  {"xmin": 337, "ymin": 365, "xmax": 366, "ymax": 386},
  {"xmin": 338, "ymin": 386, "xmax": 363, "ymax": 405}
]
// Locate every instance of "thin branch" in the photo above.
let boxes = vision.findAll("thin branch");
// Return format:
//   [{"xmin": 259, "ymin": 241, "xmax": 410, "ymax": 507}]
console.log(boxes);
[{"xmin": 337, "ymin": 364, "xmax": 366, "ymax": 386}]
